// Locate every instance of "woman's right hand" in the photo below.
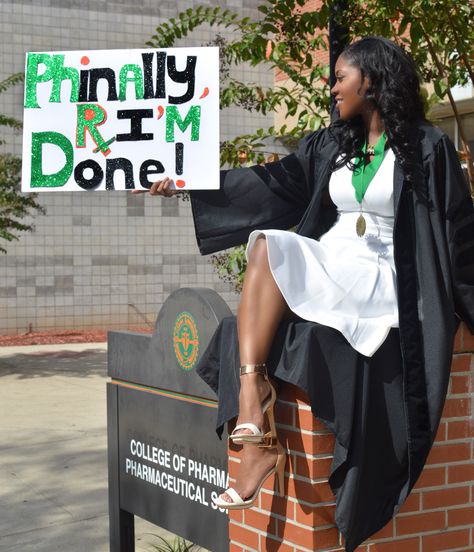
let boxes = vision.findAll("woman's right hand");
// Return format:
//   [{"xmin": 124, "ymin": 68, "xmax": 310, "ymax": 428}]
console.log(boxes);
[{"xmin": 129, "ymin": 176, "xmax": 179, "ymax": 197}]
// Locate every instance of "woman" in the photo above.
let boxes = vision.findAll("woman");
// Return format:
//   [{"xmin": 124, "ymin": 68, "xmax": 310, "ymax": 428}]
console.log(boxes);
[{"xmin": 133, "ymin": 36, "xmax": 474, "ymax": 551}]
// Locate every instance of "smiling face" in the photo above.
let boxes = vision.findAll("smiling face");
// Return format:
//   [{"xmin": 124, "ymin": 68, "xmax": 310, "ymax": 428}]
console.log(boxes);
[{"xmin": 330, "ymin": 55, "xmax": 371, "ymax": 120}]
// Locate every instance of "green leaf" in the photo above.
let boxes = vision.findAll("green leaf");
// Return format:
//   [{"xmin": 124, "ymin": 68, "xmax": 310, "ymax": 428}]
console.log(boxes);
[
  {"xmin": 409, "ymin": 21, "xmax": 423, "ymax": 44},
  {"xmin": 261, "ymin": 23, "xmax": 279, "ymax": 33},
  {"xmin": 433, "ymin": 78, "xmax": 448, "ymax": 98}
]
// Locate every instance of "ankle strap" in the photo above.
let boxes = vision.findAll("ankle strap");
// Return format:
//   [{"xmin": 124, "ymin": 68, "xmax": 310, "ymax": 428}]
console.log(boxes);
[{"xmin": 240, "ymin": 363, "xmax": 267, "ymax": 376}]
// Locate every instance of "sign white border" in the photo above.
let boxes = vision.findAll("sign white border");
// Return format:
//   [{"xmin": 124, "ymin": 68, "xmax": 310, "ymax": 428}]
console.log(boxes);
[{"xmin": 21, "ymin": 46, "xmax": 220, "ymax": 192}]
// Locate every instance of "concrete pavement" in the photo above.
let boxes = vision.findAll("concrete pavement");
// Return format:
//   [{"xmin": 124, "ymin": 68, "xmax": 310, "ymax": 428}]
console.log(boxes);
[{"xmin": 0, "ymin": 342, "xmax": 204, "ymax": 552}]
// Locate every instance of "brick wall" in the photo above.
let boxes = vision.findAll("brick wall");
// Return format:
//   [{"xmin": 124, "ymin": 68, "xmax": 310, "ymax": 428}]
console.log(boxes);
[
  {"xmin": 274, "ymin": 0, "xmax": 328, "ymax": 84},
  {"xmin": 226, "ymin": 322, "xmax": 473, "ymax": 551}
]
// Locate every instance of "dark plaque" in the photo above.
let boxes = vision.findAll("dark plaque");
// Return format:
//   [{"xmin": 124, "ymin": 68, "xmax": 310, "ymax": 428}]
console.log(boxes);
[{"xmin": 108, "ymin": 287, "xmax": 232, "ymax": 552}]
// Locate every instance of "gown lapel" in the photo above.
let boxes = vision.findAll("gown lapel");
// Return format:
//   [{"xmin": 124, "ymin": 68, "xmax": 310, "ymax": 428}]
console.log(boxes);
[{"xmin": 393, "ymin": 157, "xmax": 405, "ymax": 220}]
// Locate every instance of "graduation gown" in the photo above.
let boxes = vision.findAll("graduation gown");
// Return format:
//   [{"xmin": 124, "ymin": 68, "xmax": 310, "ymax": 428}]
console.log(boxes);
[{"xmin": 188, "ymin": 119, "xmax": 474, "ymax": 551}]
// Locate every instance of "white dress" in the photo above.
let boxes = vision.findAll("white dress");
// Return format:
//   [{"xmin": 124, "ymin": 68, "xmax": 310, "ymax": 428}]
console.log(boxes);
[{"xmin": 245, "ymin": 146, "xmax": 399, "ymax": 358}]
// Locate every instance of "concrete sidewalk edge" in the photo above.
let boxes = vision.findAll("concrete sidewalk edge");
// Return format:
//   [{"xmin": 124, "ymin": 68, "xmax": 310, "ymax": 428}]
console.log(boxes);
[{"xmin": 0, "ymin": 342, "xmax": 108, "ymax": 357}]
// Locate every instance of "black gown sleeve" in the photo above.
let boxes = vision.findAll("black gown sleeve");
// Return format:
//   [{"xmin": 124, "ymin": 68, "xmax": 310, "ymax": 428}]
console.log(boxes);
[
  {"xmin": 435, "ymin": 134, "xmax": 474, "ymax": 334},
  {"xmin": 188, "ymin": 127, "xmax": 328, "ymax": 255}
]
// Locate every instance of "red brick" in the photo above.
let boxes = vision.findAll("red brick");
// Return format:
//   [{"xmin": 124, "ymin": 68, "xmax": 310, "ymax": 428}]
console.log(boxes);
[
  {"xmin": 279, "ymin": 382, "xmax": 310, "ymax": 405},
  {"xmin": 441, "ymin": 397, "xmax": 471, "ymax": 418},
  {"xmin": 229, "ymin": 509, "xmax": 243, "ymax": 524},
  {"xmin": 275, "ymin": 400, "xmax": 295, "ymax": 427},
  {"xmin": 447, "ymin": 505, "xmax": 474, "ymax": 527},
  {"xmin": 450, "ymin": 353, "xmax": 472, "ymax": 372},
  {"xmin": 261, "ymin": 534, "xmax": 295, "ymax": 552},
  {"xmin": 275, "ymin": 0, "xmax": 329, "ymax": 83},
  {"xmin": 229, "ymin": 544, "xmax": 244, "ymax": 552},
  {"xmin": 260, "ymin": 490, "xmax": 293, "ymax": 519},
  {"xmin": 422, "ymin": 528, "xmax": 470, "ymax": 551},
  {"xmin": 229, "ymin": 523, "xmax": 259, "ymax": 550},
  {"xmin": 423, "ymin": 486, "xmax": 470, "ymax": 509},
  {"xmin": 450, "ymin": 374, "xmax": 472, "ymax": 394},
  {"xmin": 396, "ymin": 511, "xmax": 446, "ymax": 535},
  {"xmin": 434, "ymin": 421, "xmax": 446, "ymax": 442},
  {"xmin": 229, "ymin": 446, "xmax": 239, "ymax": 459},
  {"xmin": 279, "ymin": 427, "xmax": 335, "ymax": 456},
  {"xmin": 413, "ymin": 466, "xmax": 445, "ymax": 488},
  {"xmin": 462, "ymin": 325, "xmax": 474, "ymax": 351},
  {"xmin": 447, "ymin": 419, "xmax": 474, "ymax": 440},
  {"xmin": 447, "ymin": 463, "xmax": 474, "ymax": 484},
  {"xmin": 278, "ymin": 521, "xmax": 339, "ymax": 549},
  {"xmin": 426, "ymin": 442, "xmax": 470, "ymax": 464},
  {"xmin": 295, "ymin": 407, "xmax": 329, "ymax": 432},
  {"xmin": 294, "ymin": 454, "xmax": 333, "ymax": 480},
  {"xmin": 368, "ymin": 537, "xmax": 420, "ymax": 551},
  {"xmin": 453, "ymin": 327, "xmax": 463, "ymax": 353},
  {"xmin": 315, "ymin": 526, "xmax": 342, "ymax": 549},
  {"xmin": 278, "ymin": 520, "xmax": 314, "ymax": 548},
  {"xmin": 398, "ymin": 492, "xmax": 421, "ymax": 513},
  {"xmin": 287, "ymin": 477, "xmax": 334, "ymax": 504},
  {"xmin": 243, "ymin": 508, "xmax": 277, "ymax": 535},
  {"xmin": 294, "ymin": 501, "xmax": 336, "ymax": 527}
]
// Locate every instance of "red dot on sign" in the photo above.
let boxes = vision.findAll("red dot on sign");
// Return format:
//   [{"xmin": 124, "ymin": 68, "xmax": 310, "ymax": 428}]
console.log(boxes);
[
  {"xmin": 84, "ymin": 109, "xmax": 96, "ymax": 121},
  {"xmin": 81, "ymin": 56, "xmax": 90, "ymax": 65},
  {"xmin": 176, "ymin": 180, "xmax": 186, "ymax": 188}
]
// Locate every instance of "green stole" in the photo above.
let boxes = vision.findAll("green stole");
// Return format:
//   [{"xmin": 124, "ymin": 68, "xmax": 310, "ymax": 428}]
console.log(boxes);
[{"xmin": 351, "ymin": 130, "xmax": 388, "ymax": 236}]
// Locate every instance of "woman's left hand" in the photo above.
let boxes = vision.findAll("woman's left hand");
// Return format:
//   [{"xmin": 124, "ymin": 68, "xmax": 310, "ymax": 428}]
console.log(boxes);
[{"xmin": 129, "ymin": 176, "xmax": 179, "ymax": 197}]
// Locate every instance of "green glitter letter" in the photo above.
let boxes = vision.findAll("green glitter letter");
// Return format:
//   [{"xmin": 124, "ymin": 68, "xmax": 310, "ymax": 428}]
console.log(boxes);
[
  {"xmin": 30, "ymin": 131, "xmax": 73, "ymax": 188},
  {"xmin": 25, "ymin": 53, "xmax": 54, "ymax": 108},
  {"xmin": 25, "ymin": 54, "xmax": 79, "ymax": 108},
  {"xmin": 49, "ymin": 55, "xmax": 79, "ymax": 104},
  {"xmin": 119, "ymin": 64, "xmax": 144, "ymax": 101},
  {"xmin": 165, "ymin": 105, "xmax": 201, "ymax": 142},
  {"xmin": 76, "ymin": 104, "xmax": 112, "ymax": 156}
]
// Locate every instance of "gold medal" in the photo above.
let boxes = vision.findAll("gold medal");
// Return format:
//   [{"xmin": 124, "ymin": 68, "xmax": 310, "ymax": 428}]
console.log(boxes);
[
  {"xmin": 352, "ymin": 131, "xmax": 387, "ymax": 237},
  {"xmin": 356, "ymin": 213, "xmax": 366, "ymax": 236}
]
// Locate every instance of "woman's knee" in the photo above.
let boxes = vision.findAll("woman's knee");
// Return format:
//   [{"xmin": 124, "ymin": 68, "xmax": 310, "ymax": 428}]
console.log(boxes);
[{"xmin": 248, "ymin": 234, "xmax": 269, "ymax": 268}]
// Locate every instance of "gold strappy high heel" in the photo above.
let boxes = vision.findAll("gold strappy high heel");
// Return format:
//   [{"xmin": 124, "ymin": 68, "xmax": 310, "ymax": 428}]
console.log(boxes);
[
  {"xmin": 229, "ymin": 362, "xmax": 278, "ymax": 445},
  {"xmin": 212, "ymin": 440, "xmax": 286, "ymax": 510}
]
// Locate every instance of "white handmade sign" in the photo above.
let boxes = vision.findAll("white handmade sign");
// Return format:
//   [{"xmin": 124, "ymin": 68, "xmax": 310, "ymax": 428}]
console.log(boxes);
[{"xmin": 21, "ymin": 47, "xmax": 220, "ymax": 192}]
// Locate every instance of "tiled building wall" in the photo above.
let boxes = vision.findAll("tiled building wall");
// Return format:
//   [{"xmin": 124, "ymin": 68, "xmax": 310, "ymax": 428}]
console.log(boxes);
[{"xmin": 0, "ymin": 0, "xmax": 275, "ymax": 334}]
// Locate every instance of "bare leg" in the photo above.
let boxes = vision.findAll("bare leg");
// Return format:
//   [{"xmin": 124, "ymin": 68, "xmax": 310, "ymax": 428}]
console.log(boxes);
[
  {"xmin": 236, "ymin": 234, "xmax": 293, "ymax": 436},
  {"xmin": 220, "ymin": 234, "xmax": 293, "ymax": 502},
  {"xmin": 239, "ymin": 234, "xmax": 295, "ymax": 364}
]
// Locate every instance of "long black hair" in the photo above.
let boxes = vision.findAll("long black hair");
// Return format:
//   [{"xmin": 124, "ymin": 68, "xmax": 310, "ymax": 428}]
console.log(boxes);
[{"xmin": 328, "ymin": 36, "xmax": 429, "ymax": 184}]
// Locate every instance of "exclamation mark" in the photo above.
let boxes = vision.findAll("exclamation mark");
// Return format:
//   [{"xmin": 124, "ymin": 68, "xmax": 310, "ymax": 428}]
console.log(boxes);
[
  {"xmin": 175, "ymin": 142, "xmax": 185, "ymax": 188},
  {"xmin": 175, "ymin": 142, "xmax": 183, "ymax": 175}
]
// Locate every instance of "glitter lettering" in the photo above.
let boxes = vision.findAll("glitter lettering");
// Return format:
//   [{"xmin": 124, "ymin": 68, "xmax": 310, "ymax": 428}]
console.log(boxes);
[
  {"xmin": 167, "ymin": 55, "xmax": 197, "ymax": 104},
  {"xmin": 119, "ymin": 64, "xmax": 144, "ymax": 102},
  {"xmin": 30, "ymin": 131, "xmax": 73, "ymax": 187},
  {"xmin": 165, "ymin": 105, "xmax": 201, "ymax": 143},
  {"xmin": 76, "ymin": 103, "xmax": 114, "ymax": 156}
]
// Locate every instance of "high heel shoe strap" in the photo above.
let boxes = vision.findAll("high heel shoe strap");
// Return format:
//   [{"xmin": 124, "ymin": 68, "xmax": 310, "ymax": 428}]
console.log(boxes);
[
  {"xmin": 240, "ymin": 363, "xmax": 267, "ymax": 377},
  {"xmin": 256, "ymin": 433, "xmax": 279, "ymax": 448}
]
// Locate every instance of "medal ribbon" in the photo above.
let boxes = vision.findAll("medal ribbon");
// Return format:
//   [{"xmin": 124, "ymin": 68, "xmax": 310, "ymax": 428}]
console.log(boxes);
[{"xmin": 352, "ymin": 130, "xmax": 387, "ymax": 203}]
